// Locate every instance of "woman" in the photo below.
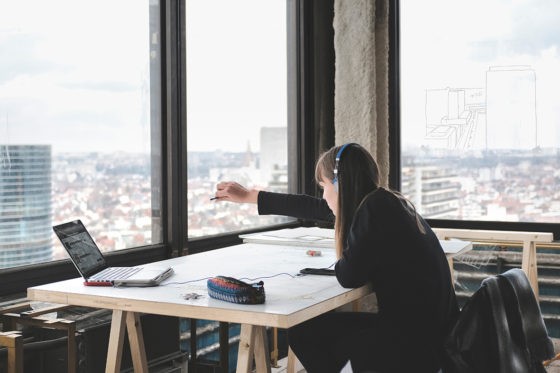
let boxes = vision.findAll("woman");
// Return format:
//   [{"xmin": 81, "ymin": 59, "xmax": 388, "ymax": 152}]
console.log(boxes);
[{"xmin": 214, "ymin": 143, "xmax": 458, "ymax": 373}]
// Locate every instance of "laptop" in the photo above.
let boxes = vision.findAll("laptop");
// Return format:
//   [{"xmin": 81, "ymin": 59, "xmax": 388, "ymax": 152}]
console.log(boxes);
[{"xmin": 53, "ymin": 220, "xmax": 174, "ymax": 287}]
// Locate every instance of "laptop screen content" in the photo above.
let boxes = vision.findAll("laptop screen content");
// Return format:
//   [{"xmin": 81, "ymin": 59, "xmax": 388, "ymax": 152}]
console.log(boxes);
[{"xmin": 53, "ymin": 220, "xmax": 107, "ymax": 278}]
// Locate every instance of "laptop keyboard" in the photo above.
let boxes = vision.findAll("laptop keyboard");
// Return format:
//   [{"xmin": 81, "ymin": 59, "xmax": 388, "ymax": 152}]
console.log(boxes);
[{"xmin": 90, "ymin": 267, "xmax": 142, "ymax": 281}]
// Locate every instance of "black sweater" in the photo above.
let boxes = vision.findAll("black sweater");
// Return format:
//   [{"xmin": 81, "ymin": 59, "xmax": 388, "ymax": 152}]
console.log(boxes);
[{"xmin": 258, "ymin": 188, "xmax": 459, "ymax": 368}]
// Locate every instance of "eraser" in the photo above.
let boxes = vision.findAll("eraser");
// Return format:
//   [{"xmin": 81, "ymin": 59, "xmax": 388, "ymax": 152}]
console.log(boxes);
[{"xmin": 306, "ymin": 250, "xmax": 322, "ymax": 257}]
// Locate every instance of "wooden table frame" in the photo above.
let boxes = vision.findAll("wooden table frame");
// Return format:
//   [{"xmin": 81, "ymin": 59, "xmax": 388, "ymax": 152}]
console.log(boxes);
[{"xmin": 28, "ymin": 243, "xmax": 371, "ymax": 373}]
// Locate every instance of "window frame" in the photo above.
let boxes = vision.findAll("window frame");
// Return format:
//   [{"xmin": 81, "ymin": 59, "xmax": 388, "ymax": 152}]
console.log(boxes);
[
  {"xmin": 184, "ymin": 0, "xmax": 333, "ymax": 254},
  {"xmin": 0, "ymin": 0, "xmax": 171, "ymax": 297},
  {"xmin": 391, "ymin": 0, "xmax": 560, "ymax": 240},
  {"xmin": 0, "ymin": 0, "xmax": 325, "ymax": 297}
]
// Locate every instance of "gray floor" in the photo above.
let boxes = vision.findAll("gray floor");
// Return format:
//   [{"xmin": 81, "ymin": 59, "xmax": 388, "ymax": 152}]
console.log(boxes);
[{"xmin": 546, "ymin": 338, "xmax": 560, "ymax": 372}]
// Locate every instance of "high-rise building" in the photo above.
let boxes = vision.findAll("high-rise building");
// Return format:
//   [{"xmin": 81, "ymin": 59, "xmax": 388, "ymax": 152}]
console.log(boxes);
[
  {"xmin": 0, "ymin": 145, "xmax": 52, "ymax": 268},
  {"xmin": 401, "ymin": 164, "xmax": 461, "ymax": 219},
  {"xmin": 259, "ymin": 127, "xmax": 287, "ymax": 192}
]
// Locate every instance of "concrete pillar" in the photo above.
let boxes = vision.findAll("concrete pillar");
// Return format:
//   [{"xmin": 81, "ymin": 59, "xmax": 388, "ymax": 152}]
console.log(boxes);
[{"xmin": 333, "ymin": 0, "xmax": 390, "ymax": 186}]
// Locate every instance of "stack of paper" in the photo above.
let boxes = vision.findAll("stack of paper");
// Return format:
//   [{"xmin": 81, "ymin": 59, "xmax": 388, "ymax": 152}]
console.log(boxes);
[
  {"xmin": 240, "ymin": 227, "xmax": 473, "ymax": 257},
  {"xmin": 240, "ymin": 227, "xmax": 335, "ymax": 248}
]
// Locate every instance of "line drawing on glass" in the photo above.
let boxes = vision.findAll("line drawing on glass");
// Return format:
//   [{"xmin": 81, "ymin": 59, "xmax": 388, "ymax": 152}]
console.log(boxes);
[{"xmin": 424, "ymin": 65, "xmax": 538, "ymax": 151}]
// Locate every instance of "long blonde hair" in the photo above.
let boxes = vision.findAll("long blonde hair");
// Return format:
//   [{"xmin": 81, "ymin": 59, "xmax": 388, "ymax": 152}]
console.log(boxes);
[{"xmin": 315, "ymin": 144, "xmax": 425, "ymax": 258}]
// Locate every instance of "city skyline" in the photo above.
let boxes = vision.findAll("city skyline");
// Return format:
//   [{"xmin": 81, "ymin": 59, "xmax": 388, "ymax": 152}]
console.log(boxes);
[{"xmin": 2, "ymin": 144, "xmax": 560, "ymax": 269}]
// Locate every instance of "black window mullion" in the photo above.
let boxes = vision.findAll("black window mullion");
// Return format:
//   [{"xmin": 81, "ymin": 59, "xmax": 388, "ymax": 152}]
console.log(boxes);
[
  {"xmin": 388, "ymin": 0, "xmax": 401, "ymax": 191},
  {"xmin": 164, "ymin": 0, "xmax": 188, "ymax": 256}
]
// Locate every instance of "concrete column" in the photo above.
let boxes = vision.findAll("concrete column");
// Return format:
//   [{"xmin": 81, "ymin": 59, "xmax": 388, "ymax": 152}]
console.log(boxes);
[{"xmin": 333, "ymin": 0, "xmax": 390, "ymax": 186}]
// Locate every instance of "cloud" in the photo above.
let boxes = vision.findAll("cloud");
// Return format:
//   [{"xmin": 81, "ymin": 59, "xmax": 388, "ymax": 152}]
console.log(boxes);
[
  {"xmin": 60, "ymin": 80, "xmax": 138, "ymax": 92},
  {"xmin": 470, "ymin": 0, "xmax": 560, "ymax": 60},
  {"xmin": 0, "ymin": 33, "xmax": 59, "ymax": 84},
  {"xmin": 509, "ymin": 1, "xmax": 560, "ymax": 54}
]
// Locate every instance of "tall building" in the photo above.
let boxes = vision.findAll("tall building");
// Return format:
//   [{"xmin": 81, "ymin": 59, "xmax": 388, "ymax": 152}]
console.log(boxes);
[
  {"xmin": 0, "ymin": 145, "xmax": 52, "ymax": 268},
  {"xmin": 259, "ymin": 127, "xmax": 288, "ymax": 192},
  {"xmin": 401, "ymin": 164, "xmax": 461, "ymax": 219}
]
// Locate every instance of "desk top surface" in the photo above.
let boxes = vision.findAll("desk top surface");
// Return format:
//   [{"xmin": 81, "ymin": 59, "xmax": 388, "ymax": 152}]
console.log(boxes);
[
  {"xmin": 28, "ymin": 243, "xmax": 370, "ymax": 328},
  {"xmin": 28, "ymin": 232, "xmax": 471, "ymax": 327}
]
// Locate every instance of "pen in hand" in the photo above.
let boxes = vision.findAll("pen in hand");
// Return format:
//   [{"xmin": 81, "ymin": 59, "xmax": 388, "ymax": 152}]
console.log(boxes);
[{"xmin": 210, "ymin": 197, "xmax": 219, "ymax": 201}]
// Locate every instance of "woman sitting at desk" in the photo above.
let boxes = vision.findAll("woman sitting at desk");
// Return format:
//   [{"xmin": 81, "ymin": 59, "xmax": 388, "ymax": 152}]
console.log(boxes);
[{"xmin": 213, "ymin": 143, "xmax": 458, "ymax": 373}]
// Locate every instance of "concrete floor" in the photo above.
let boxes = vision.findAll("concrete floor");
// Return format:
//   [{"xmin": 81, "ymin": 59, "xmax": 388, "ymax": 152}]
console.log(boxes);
[{"xmin": 545, "ymin": 338, "xmax": 560, "ymax": 372}]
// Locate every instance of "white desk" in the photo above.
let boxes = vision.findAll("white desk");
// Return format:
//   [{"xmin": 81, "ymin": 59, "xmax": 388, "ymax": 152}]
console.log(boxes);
[{"xmin": 27, "ymin": 243, "xmax": 371, "ymax": 373}]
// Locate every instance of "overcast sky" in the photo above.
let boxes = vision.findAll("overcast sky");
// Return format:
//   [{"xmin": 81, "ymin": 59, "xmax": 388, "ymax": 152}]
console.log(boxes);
[
  {"xmin": 0, "ymin": 0, "xmax": 151, "ymax": 153},
  {"xmin": 186, "ymin": 0, "xmax": 287, "ymax": 153},
  {"xmin": 1, "ymin": 0, "xmax": 559, "ymax": 154},
  {"xmin": 401, "ymin": 0, "xmax": 560, "ymax": 150},
  {"xmin": 0, "ymin": 0, "xmax": 286, "ymax": 154}
]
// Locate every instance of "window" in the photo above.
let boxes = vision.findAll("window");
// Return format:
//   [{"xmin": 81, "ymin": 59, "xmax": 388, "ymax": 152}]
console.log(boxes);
[
  {"xmin": 400, "ymin": 0, "xmax": 560, "ymax": 226},
  {"xmin": 186, "ymin": 0, "xmax": 292, "ymax": 238},
  {"xmin": 0, "ymin": 0, "xmax": 161, "ymax": 269}
]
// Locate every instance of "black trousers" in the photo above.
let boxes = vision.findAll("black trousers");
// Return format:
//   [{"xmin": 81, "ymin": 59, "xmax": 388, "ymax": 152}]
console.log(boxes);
[
  {"xmin": 288, "ymin": 311, "xmax": 383, "ymax": 373},
  {"xmin": 288, "ymin": 311, "xmax": 440, "ymax": 373}
]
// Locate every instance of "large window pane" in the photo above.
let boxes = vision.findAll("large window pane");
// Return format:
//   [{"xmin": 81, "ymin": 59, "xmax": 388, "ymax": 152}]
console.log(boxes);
[
  {"xmin": 186, "ymin": 0, "xmax": 291, "ymax": 238},
  {"xmin": 400, "ymin": 0, "xmax": 560, "ymax": 223},
  {"xmin": 0, "ymin": 0, "xmax": 161, "ymax": 269}
]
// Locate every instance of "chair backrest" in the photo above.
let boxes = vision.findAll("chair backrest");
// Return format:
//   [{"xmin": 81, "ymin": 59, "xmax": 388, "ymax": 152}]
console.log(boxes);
[{"xmin": 444, "ymin": 268, "xmax": 554, "ymax": 373}]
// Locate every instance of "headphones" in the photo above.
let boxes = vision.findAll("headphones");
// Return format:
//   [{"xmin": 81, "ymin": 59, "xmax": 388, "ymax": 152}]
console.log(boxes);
[{"xmin": 332, "ymin": 143, "xmax": 355, "ymax": 191}]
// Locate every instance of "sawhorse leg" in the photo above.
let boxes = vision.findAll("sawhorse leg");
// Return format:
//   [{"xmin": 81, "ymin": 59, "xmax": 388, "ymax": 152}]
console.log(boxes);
[
  {"xmin": 105, "ymin": 310, "xmax": 148, "ymax": 373},
  {"xmin": 236, "ymin": 324, "xmax": 271, "ymax": 373}
]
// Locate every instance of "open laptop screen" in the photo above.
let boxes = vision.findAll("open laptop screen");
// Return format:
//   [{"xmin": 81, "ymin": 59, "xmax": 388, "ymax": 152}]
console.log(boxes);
[{"xmin": 53, "ymin": 220, "xmax": 107, "ymax": 279}]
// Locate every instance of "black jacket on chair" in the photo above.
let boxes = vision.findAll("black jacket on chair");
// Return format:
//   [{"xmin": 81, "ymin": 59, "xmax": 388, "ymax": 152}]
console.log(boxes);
[{"xmin": 444, "ymin": 268, "xmax": 555, "ymax": 373}]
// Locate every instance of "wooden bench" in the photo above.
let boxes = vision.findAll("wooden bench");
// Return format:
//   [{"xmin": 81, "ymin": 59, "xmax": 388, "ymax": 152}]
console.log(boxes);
[{"xmin": 0, "ymin": 301, "xmax": 76, "ymax": 373}]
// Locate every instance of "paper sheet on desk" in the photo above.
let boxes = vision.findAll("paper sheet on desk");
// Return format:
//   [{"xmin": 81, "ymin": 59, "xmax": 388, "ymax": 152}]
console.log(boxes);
[
  {"xmin": 241, "ymin": 227, "xmax": 472, "ymax": 258},
  {"xmin": 240, "ymin": 227, "xmax": 335, "ymax": 248}
]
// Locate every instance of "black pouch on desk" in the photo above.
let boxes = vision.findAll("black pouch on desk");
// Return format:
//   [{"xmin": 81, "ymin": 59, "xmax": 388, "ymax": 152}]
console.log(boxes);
[
  {"xmin": 299, "ymin": 268, "xmax": 335, "ymax": 276},
  {"xmin": 207, "ymin": 276, "xmax": 265, "ymax": 304}
]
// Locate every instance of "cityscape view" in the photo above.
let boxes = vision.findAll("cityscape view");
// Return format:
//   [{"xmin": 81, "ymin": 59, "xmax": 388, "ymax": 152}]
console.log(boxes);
[
  {"xmin": 401, "ymin": 64, "xmax": 560, "ymax": 222},
  {"xmin": 2, "ymin": 0, "xmax": 560, "ymax": 274},
  {"xmin": 3, "ymin": 142, "xmax": 560, "ymax": 269},
  {"xmin": 0, "ymin": 125, "xmax": 291, "ymax": 269},
  {"xmin": 402, "ymin": 148, "xmax": 560, "ymax": 222}
]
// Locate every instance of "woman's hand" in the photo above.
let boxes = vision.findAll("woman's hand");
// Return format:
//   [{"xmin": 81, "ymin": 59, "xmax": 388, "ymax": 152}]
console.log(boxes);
[{"xmin": 214, "ymin": 181, "xmax": 259, "ymax": 204}]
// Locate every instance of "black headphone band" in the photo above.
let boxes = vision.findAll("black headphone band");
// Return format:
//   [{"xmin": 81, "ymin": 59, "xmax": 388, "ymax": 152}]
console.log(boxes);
[{"xmin": 333, "ymin": 143, "xmax": 356, "ymax": 184}]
